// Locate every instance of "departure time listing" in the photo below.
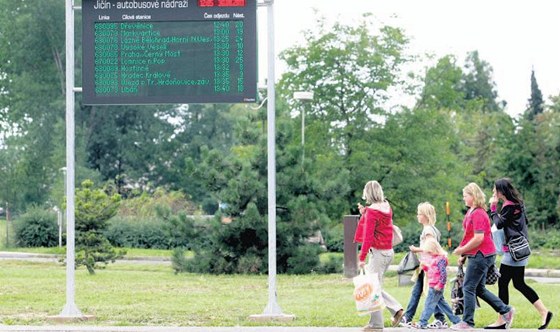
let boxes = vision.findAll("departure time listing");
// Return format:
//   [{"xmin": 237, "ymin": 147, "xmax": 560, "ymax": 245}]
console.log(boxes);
[{"xmin": 93, "ymin": 20, "xmax": 246, "ymax": 97}]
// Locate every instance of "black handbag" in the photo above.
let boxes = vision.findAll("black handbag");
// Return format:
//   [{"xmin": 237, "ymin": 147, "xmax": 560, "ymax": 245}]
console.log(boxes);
[
  {"xmin": 507, "ymin": 235, "xmax": 531, "ymax": 261},
  {"xmin": 507, "ymin": 207, "xmax": 531, "ymax": 262},
  {"xmin": 486, "ymin": 263, "xmax": 501, "ymax": 285}
]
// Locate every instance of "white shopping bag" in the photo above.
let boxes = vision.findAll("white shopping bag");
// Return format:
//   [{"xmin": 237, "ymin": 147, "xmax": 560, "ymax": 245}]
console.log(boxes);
[{"xmin": 352, "ymin": 269, "xmax": 385, "ymax": 315}]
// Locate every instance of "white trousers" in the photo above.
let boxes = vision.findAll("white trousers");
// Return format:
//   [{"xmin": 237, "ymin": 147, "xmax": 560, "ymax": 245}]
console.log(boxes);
[{"xmin": 365, "ymin": 248, "xmax": 403, "ymax": 328}]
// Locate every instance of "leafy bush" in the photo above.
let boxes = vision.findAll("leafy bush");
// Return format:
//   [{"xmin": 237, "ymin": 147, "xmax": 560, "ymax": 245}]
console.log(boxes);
[
  {"xmin": 318, "ymin": 253, "xmax": 343, "ymax": 274},
  {"xmin": 171, "ymin": 247, "xmax": 189, "ymax": 274},
  {"xmin": 287, "ymin": 244, "xmax": 322, "ymax": 274},
  {"xmin": 13, "ymin": 207, "xmax": 58, "ymax": 247},
  {"xmin": 324, "ymin": 223, "xmax": 344, "ymax": 252},
  {"xmin": 105, "ymin": 217, "xmax": 170, "ymax": 249},
  {"xmin": 169, "ymin": 202, "xmax": 326, "ymax": 275},
  {"xmin": 528, "ymin": 227, "xmax": 560, "ymax": 249},
  {"xmin": 118, "ymin": 188, "xmax": 198, "ymax": 218}
]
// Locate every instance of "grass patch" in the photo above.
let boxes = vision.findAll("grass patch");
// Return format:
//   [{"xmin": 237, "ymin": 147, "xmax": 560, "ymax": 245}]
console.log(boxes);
[{"xmin": 0, "ymin": 259, "xmax": 558, "ymax": 328}]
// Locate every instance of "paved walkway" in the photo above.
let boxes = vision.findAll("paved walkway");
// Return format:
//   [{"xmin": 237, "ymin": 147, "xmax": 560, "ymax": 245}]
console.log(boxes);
[{"xmin": 0, "ymin": 326, "xmax": 554, "ymax": 332}]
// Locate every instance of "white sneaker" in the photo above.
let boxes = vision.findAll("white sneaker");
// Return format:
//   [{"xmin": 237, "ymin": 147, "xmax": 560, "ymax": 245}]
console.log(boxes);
[
  {"xmin": 427, "ymin": 320, "xmax": 448, "ymax": 329},
  {"xmin": 399, "ymin": 316, "xmax": 413, "ymax": 328}
]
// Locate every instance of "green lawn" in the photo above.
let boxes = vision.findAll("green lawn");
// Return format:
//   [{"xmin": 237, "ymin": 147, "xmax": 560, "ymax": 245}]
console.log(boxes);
[{"xmin": 0, "ymin": 259, "xmax": 558, "ymax": 329}]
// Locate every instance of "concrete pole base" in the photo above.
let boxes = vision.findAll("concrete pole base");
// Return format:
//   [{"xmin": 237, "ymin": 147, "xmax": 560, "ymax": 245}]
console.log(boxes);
[
  {"xmin": 47, "ymin": 314, "xmax": 96, "ymax": 323},
  {"xmin": 247, "ymin": 313, "xmax": 296, "ymax": 322}
]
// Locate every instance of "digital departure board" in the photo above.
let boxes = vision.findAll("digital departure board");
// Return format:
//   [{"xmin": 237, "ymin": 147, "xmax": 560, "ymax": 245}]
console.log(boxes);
[{"xmin": 82, "ymin": 0, "xmax": 257, "ymax": 105}]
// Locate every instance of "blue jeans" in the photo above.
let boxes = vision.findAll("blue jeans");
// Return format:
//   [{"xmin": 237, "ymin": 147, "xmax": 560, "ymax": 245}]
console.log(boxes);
[
  {"xmin": 419, "ymin": 287, "xmax": 461, "ymax": 327},
  {"xmin": 462, "ymin": 252, "xmax": 511, "ymax": 327},
  {"xmin": 404, "ymin": 270, "xmax": 445, "ymax": 322}
]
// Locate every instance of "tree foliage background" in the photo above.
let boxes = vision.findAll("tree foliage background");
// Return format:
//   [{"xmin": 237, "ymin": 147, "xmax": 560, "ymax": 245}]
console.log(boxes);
[{"xmin": 1, "ymin": 1, "xmax": 559, "ymax": 272}]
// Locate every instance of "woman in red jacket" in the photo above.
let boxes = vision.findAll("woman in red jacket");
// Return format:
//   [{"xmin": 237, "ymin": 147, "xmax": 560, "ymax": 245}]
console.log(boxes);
[{"xmin": 354, "ymin": 180, "xmax": 404, "ymax": 331}]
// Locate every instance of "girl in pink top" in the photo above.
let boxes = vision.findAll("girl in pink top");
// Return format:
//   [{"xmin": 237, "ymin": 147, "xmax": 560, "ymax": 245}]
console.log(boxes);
[{"xmin": 411, "ymin": 238, "xmax": 461, "ymax": 329}]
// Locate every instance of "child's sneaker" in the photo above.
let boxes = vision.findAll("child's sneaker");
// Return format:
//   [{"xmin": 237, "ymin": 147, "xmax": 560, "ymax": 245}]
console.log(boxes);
[
  {"xmin": 427, "ymin": 319, "xmax": 449, "ymax": 329},
  {"xmin": 410, "ymin": 322, "xmax": 428, "ymax": 329},
  {"xmin": 399, "ymin": 316, "xmax": 413, "ymax": 328}
]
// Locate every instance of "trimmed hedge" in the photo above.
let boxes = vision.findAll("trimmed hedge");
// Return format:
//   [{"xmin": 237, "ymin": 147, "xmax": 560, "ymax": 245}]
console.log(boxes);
[
  {"xmin": 13, "ymin": 207, "xmax": 58, "ymax": 247},
  {"xmin": 105, "ymin": 216, "xmax": 172, "ymax": 249}
]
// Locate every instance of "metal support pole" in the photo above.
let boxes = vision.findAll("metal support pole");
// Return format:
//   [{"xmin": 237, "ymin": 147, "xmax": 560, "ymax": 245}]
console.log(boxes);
[
  {"xmin": 59, "ymin": 0, "xmax": 83, "ymax": 318},
  {"xmin": 262, "ymin": 0, "xmax": 282, "ymax": 316},
  {"xmin": 58, "ymin": 208, "xmax": 62, "ymax": 248},
  {"xmin": 301, "ymin": 105, "xmax": 305, "ymax": 166},
  {"xmin": 249, "ymin": 0, "xmax": 293, "ymax": 321},
  {"xmin": 292, "ymin": 91, "xmax": 313, "ymax": 168},
  {"xmin": 5, "ymin": 202, "xmax": 9, "ymax": 248}
]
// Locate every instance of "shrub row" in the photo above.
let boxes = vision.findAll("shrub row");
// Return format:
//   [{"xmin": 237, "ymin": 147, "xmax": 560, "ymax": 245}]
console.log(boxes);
[
  {"xmin": 16, "ymin": 209, "xmax": 560, "ymax": 253},
  {"xmin": 104, "ymin": 216, "xmax": 175, "ymax": 249}
]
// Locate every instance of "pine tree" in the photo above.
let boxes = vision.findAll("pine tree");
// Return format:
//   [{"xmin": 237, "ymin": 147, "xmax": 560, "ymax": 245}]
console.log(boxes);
[{"xmin": 526, "ymin": 69, "xmax": 544, "ymax": 121}]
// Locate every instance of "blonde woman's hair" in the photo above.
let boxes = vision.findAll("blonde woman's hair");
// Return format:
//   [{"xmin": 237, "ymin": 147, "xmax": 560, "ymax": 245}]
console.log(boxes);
[
  {"xmin": 417, "ymin": 202, "xmax": 437, "ymax": 226},
  {"xmin": 362, "ymin": 180, "xmax": 385, "ymax": 204},
  {"xmin": 422, "ymin": 237, "xmax": 447, "ymax": 256},
  {"xmin": 463, "ymin": 182, "xmax": 487, "ymax": 210}
]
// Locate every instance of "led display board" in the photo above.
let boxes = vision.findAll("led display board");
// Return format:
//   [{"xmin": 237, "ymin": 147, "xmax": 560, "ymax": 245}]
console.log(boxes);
[{"xmin": 82, "ymin": 0, "xmax": 257, "ymax": 104}]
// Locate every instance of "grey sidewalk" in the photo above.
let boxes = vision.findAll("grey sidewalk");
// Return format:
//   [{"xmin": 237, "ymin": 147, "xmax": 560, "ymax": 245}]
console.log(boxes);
[{"xmin": 0, "ymin": 326, "xmax": 556, "ymax": 332}]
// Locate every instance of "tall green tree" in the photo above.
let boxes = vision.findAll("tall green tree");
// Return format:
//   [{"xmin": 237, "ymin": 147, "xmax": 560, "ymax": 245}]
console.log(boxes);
[
  {"xmin": 82, "ymin": 105, "xmax": 178, "ymax": 194},
  {"xmin": 526, "ymin": 69, "xmax": 544, "ymax": 121},
  {"xmin": 507, "ymin": 94, "xmax": 560, "ymax": 228},
  {"xmin": 181, "ymin": 105, "xmax": 346, "ymax": 273},
  {"xmin": 0, "ymin": 0, "xmax": 66, "ymax": 212},
  {"xmin": 462, "ymin": 51, "xmax": 503, "ymax": 113},
  {"xmin": 417, "ymin": 55, "xmax": 465, "ymax": 110},
  {"xmin": 278, "ymin": 14, "xmax": 412, "ymax": 207}
]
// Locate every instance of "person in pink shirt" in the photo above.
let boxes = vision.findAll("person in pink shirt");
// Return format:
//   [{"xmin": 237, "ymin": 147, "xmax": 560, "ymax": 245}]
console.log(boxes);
[
  {"xmin": 410, "ymin": 237, "xmax": 461, "ymax": 329},
  {"xmin": 451, "ymin": 183, "xmax": 515, "ymax": 330},
  {"xmin": 354, "ymin": 180, "xmax": 403, "ymax": 331}
]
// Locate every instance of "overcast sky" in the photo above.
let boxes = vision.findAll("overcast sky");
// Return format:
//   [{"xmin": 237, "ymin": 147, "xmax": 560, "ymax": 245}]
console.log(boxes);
[{"xmin": 257, "ymin": 0, "xmax": 560, "ymax": 118}]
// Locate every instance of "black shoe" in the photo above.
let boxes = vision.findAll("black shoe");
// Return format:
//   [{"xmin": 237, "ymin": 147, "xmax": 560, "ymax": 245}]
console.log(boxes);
[
  {"xmin": 483, "ymin": 323, "xmax": 506, "ymax": 329},
  {"xmin": 538, "ymin": 311, "xmax": 553, "ymax": 330}
]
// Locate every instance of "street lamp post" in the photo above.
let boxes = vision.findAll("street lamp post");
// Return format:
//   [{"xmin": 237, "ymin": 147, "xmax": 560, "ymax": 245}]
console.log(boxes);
[{"xmin": 293, "ymin": 91, "xmax": 314, "ymax": 166}]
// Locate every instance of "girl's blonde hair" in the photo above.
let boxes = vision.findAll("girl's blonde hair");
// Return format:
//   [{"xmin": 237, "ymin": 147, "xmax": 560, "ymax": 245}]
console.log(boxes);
[
  {"xmin": 463, "ymin": 182, "xmax": 487, "ymax": 210},
  {"xmin": 417, "ymin": 202, "xmax": 436, "ymax": 226},
  {"xmin": 362, "ymin": 180, "xmax": 385, "ymax": 204},
  {"xmin": 422, "ymin": 237, "xmax": 447, "ymax": 256}
]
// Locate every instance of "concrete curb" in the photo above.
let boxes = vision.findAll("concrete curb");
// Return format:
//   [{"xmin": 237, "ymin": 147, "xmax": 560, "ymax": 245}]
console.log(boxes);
[{"xmin": 0, "ymin": 251, "xmax": 170, "ymax": 264}]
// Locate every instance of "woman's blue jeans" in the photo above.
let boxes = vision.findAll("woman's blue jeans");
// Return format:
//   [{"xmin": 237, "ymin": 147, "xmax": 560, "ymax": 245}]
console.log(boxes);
[{"xmin": 462, "ymin": 252, "xmax": 511, "ymax": 327}]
